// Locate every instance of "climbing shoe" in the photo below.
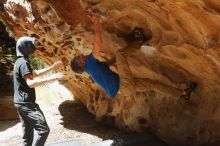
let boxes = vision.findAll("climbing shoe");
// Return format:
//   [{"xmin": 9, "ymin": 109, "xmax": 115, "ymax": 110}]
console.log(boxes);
[
  {"xmin": 180, "ymin": 82, "xmax": 198, "ymax": 100},
  {"xmin": 132, "ymin": 27, "xmax": 147, "ymax": 44}
]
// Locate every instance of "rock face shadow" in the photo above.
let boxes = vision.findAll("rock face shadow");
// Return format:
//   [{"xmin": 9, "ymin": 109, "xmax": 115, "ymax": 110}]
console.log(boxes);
[
  {"xmin": 0, "ymin": 96, "xmax": 19, "ymax": 120},
  {"xmin": 0, "ymin": 120, "xmax": 19, "ymax": 132},
  {"xmin": 58, "ymin": 100, "xmax": 128, "ymax": 140},
  {"xmin": 58, "ymin": 100, "xmax": 169, "ymax": 146}
]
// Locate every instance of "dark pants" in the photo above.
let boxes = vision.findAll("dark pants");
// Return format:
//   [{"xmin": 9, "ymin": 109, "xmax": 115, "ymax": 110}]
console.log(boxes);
[{"xmin": 15, "ymin": 103, "xmax": 50, "ymax": 146}]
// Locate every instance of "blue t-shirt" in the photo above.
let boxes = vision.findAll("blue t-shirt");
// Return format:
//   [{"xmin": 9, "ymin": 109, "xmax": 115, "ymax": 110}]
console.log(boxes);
[{"xmin": 84, "ymin": 54, "xmax": 119, "ymax": 99}]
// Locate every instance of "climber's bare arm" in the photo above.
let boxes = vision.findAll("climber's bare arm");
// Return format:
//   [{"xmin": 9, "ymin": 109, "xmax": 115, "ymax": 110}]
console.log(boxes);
[
  {"xmin": 33, "ymin": 61, "xmax": 63, "ymax": 77},
  {"xmin": 24, "ymin": 72, "xmax": 64, "ymax": 88},
  {"xmin": 91, "ymin": 13, "xmax": 102, "ymax": 59}
]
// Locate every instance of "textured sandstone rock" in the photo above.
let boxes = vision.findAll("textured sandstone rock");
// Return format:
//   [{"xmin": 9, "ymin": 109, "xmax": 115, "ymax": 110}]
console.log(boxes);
[{"xmin": 0, "ymin": 0, "xmax": 220, "ymax": 145}]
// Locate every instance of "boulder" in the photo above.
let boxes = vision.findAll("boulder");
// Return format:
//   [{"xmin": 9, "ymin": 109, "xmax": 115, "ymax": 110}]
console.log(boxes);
[
  {"xmin": 0, "ymin": 0, "xmax": 220, "ymax": 145},
  {"xmin": 0, "ymin": 96, "xmax": 18, "ymax": 120}
]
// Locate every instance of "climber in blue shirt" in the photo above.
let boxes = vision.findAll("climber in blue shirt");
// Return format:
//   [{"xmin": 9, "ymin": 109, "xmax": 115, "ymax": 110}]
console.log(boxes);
[
  {"xmin": 70, "ymin": 12, "xmax": 148, "ymax": 99},
  {"xmin": 70, "ymin": 12, "xmax": 197, "ymax": 100}
]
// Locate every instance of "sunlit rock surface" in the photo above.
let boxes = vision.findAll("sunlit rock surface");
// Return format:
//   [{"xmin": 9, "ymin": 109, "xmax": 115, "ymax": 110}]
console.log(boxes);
[{"xmin": 0, "ymin": 0, "xmax": 220, "ymax": 145}]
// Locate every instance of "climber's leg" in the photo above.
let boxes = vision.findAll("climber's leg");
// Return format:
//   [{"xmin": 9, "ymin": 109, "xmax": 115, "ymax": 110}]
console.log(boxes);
[
  {"xmin": 116, "ymin": 46, "xmax": 138, "ymax": 96},
  {"xmin": 134, "ymin": 78, "xmax": 182, "ymax": 97},
  {"xmin": 115, "ymin": 27, "xmax": 148, "ymax": 96}
]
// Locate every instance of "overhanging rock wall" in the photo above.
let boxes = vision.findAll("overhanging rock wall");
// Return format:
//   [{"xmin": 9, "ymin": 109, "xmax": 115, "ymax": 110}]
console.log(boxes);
[{"xmin": 0, "ymin": 0, "xmax": 220, "ymax": 145}]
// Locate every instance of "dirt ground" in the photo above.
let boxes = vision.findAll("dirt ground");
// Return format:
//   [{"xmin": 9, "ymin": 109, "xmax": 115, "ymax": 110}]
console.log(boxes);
[{"xmin": 0, "ymin": 82, "xmax": 127, "ymax": 146}]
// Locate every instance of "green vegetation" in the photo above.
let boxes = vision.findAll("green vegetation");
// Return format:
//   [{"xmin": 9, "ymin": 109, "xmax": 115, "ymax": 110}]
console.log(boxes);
[
  {"xmin": 0, "ymin": 39, "xmax": 16, "ymax": 64},
  {"xmin": 28, "ymin": 56, "xmax": 46, "ymax": 69},
  {"xmin": 1, "ymin": 41, "xmax": 46, "ymax": 70}
]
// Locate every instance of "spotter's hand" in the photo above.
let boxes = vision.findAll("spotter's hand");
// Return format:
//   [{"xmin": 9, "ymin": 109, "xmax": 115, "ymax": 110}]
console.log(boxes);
[
  {"xmin": 51, "ymin": 72, "xmax": 65, "ymax": 80},
  {"xmin": 52, "ymin": 61, "xmax": 63, "ymax": 69}
]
